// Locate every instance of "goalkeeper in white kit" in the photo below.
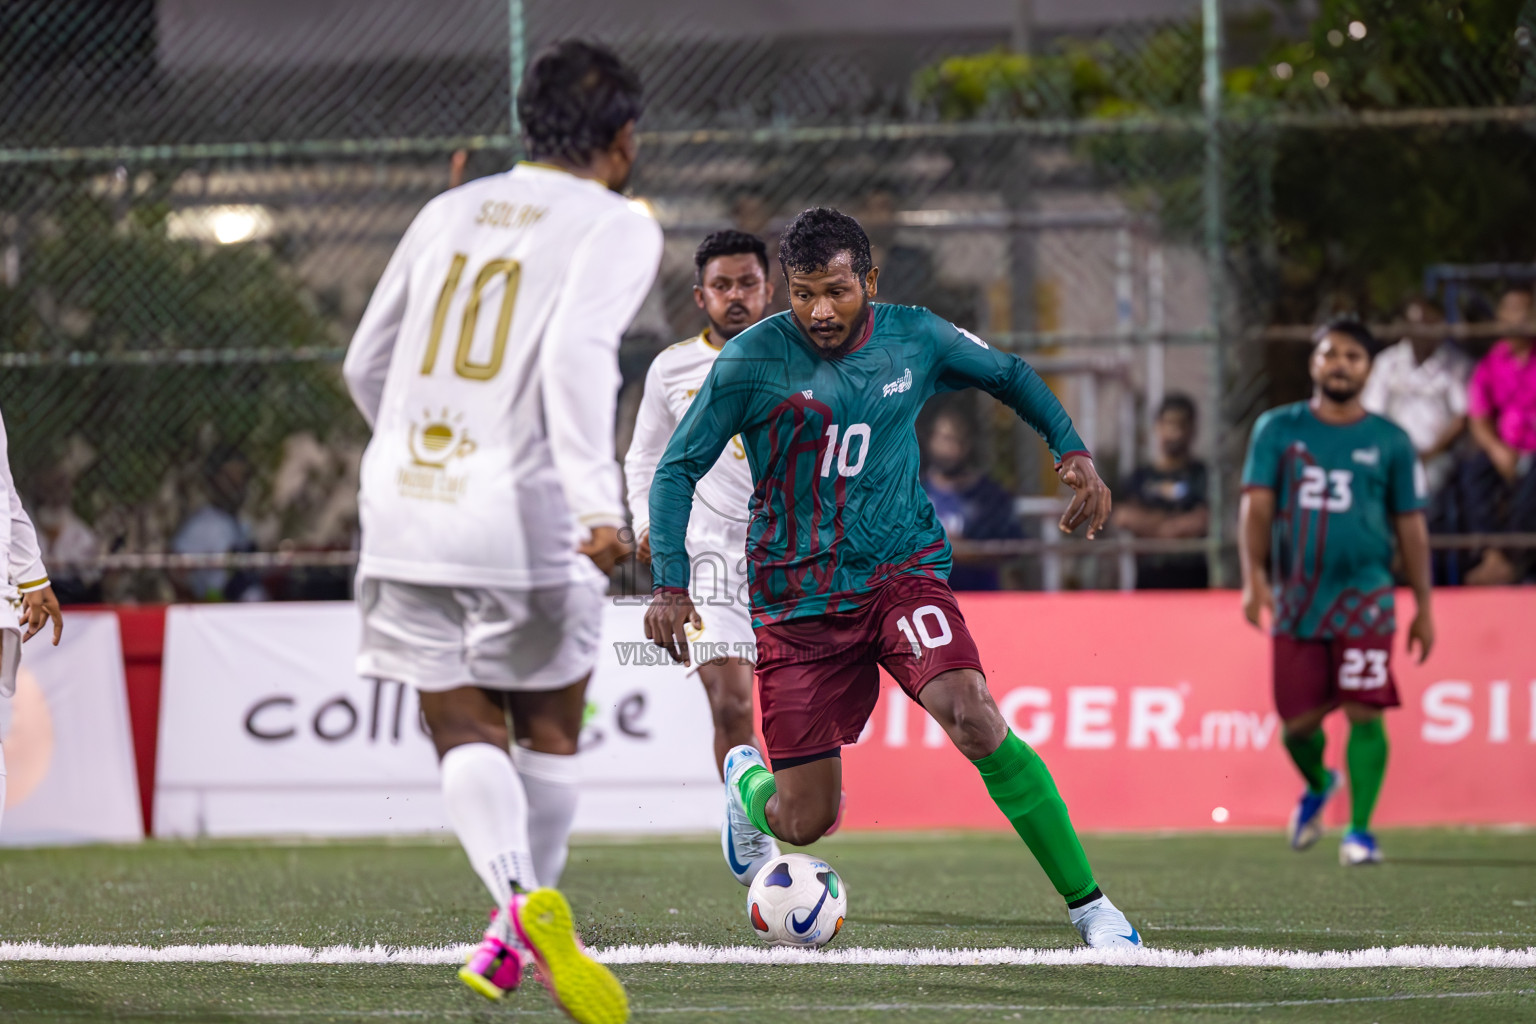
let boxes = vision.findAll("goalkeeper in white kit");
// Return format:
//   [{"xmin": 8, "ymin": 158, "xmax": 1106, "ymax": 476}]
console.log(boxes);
[
  {"xmin": 343, "ymin": 41, "xmax": 661, "ymax": 1024},
  {"xmin": 0, "ymin": 406, "xmax": 65, "ymax": 834}
]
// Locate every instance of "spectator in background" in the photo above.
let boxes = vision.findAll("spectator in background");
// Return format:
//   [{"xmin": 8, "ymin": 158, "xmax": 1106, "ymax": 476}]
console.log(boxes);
[
  {"xmin": 921, "ymin": 407, "xmax": 1020, "ymax": 590},
  {"xmin": 171, "ymin": 447, "xmax": 267, "ymax": 602},
  {"xmin": 1462, "ymin": 286, "xmax": 1536, "ymax": 585},
  {"xmin": 1361, "ymin": 296, "xmax": 1470, "ymax": 500},
  {"xmin": 1112, "ymin": 393, "xmax": 1210, "ymax": 588},
  {"xmin": 30, "ymin": 466, "xmax": 102, "ymax": 604}
]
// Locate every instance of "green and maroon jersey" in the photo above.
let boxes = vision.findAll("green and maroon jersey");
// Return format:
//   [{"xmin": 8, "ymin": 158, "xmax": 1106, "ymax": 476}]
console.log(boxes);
[
  {"xmin": 1241, "ymin": 401, "xmax": 1426, "ymax": 640},
  {"xmin": 649, "ymin": 303, "xmax": 1087, "ymax": 625}
]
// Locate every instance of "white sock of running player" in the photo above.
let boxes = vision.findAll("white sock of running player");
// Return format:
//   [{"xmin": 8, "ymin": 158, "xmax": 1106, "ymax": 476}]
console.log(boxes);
[
  {"xmin": 513, "ymin": 746, "xmax": 580, "ymax": 888},
  {"xmin": 0, "ymin": 740, "xmax": 7, "ymax": 836},
  {"xmin": 440, "ymin": 743, "xmax": 537, "ymax": 914}
]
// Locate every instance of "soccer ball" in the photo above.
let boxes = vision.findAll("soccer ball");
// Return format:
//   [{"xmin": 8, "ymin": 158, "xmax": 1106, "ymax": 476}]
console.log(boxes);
[{"xmin": 745, "ymin": 853, "xmax": 847, "ymax": 948}]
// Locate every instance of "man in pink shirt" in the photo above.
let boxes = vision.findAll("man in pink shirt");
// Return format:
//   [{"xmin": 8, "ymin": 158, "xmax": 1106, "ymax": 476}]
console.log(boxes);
[{"xmin": 1462, "ymin": 286, "xmax": 1536, "ymax": 585}]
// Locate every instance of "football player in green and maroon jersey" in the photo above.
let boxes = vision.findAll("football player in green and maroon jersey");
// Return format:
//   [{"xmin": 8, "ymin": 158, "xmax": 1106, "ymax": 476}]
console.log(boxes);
[
  {"xmin": 644, "ymin": 207, "xmax": 1139, "ymax": 948},
  {"xmin": 1240, "ymin": 319, "xmax": 1435, "ymax": 866}
]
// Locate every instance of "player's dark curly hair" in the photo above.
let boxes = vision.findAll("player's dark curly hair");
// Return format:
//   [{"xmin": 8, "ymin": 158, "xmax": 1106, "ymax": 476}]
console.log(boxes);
[
  {"xmin": 778, "ymin": 207, "xmax": 872, "ymax": 283},
  {"xmin": 1312, "ymin": 317, "xmax": 1381, "ymax": 361},
  {"xmin": 693, "ymin": 230, "xmax": 768, "ymax": 284},
  {"xmin": 516, "ymin": 41, "xmax": 643, "ymax": 165}
]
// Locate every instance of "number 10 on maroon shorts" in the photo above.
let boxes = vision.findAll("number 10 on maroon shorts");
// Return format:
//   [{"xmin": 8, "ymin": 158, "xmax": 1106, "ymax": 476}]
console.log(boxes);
[
  {"xmin": 752, "ymin": 576, "xmax": 985, "ymax": 766},
  {"xmin": 1272, "ymin": 632, "xmax": 1401, "ymax": 720}
]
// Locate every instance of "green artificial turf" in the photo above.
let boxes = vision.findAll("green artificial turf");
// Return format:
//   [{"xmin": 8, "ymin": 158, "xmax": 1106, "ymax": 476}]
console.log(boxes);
[{"xmin": 1, "ymin": 830, "xmax": 1533, "ymax": 1022}]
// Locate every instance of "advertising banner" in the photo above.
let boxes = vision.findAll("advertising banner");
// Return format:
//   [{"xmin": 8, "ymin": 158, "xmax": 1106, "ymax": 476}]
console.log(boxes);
[
  {"xmin": 841, "ymin": 589, "xmax": 1536, "ymax": 831},
  {"xmin": 155, "ymin": 602, "xmax": 718, "ymax": 838},
  {"xmin": 153, "ymin": 588, "xmax": 1535, "ymax": 838},
  {"xmin": 0, "ymin": 612, "xmax": 143, "ymax": 846}
]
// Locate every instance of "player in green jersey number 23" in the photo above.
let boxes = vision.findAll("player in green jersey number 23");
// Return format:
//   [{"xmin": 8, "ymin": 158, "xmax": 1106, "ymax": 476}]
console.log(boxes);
[
  {"xmin": 644, "ymin": 207, "xmax": 1140, "ymax": 948},
  {"xmin": 1239, "ymin": 319, "xmax": 1435, "ymax": 867}
]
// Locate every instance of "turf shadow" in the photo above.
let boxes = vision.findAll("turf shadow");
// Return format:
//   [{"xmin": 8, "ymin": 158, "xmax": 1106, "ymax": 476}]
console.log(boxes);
[{"xmin": 1388, "ymin": 857, "xmax": 1536, "ymax": 869}]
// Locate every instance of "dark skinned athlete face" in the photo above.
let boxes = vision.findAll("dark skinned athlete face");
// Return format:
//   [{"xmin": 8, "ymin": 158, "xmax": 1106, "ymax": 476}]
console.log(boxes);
[
  {"xmin": 786, "ymin": 252, "xmax": 879, "ymax": 355},
  {"xmin": 1310, "ymin": 333, "xmax": 1372, "ymax": 404}
]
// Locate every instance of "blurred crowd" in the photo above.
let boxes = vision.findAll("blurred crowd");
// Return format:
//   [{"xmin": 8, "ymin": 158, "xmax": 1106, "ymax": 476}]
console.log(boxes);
[
  {"xmin": 917, "ymin": 284, "xmax": 1536, "ymax": 591},
  {"xmin": 22, "ymin": 218, "xmax": 1536, "ymax": 600},
  {"xmin": 34, "ymin": 434, "xmax": 361, "ymax": 605}
]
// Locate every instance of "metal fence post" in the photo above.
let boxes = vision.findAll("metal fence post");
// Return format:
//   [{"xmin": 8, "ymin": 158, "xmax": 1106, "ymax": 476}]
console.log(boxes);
[
  {"xmin": 1202, "ymin": 0, "xmax": 1227, "ymax": 588},
  {"xmin": 509, "ymin": 0, "xmax": 526, "ymax": 144}
]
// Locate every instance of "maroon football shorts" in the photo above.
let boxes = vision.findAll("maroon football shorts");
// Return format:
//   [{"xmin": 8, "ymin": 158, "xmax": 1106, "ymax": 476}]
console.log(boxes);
[
  {"xmin": 1272, "ymin": 632, "xmax": 1401, "ymax": 721},
  {"xmin": 752, "ymin": 575, "xmax": 984, "ymax": 766}
]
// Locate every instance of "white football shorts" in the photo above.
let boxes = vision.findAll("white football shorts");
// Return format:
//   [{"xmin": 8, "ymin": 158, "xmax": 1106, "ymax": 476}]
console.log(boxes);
[
  {"xmin": 685, "ymin": 513, "xmax": 755, "ymax": 666},
  {"xmin": 0, "ymin": 626, "xmax": 18, "ymax": 699},
  {"xmin": 356, "ymin": 576, "xmax": 607, "ymax": 692}
]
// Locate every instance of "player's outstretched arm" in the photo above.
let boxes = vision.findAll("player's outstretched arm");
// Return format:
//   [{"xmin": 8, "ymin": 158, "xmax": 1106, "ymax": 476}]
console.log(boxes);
[
  {"xmin": 1238, "ymin": 488, "xmax": 1276, "ymax": 629},
  {"xmin": 648, "ymin": 356, "xmax": 754, "ymax": 594},
  {"xmin": 932, "ymin": 322, "xmax": 1099, "ymax": 515}
]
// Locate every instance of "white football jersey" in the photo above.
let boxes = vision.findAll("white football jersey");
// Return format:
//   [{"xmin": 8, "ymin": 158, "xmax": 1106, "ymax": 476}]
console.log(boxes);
[
  {"xmin": 345, "ymin": 162, "xmax": 664, "ymax": 589},
  {"xmin": 624, "ymin": 331, "xmax": 755, "ymax": 542}
]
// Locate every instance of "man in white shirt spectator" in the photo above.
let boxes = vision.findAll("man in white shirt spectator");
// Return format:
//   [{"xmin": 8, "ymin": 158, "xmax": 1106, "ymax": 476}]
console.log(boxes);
[{"xmin": 1361, "ymin": 297, "xmax": 1471, "ymax": 498}]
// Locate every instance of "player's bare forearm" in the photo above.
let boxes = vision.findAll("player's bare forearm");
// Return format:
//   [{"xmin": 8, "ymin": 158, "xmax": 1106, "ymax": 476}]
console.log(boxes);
[
  {"xmin": 1238, "ymin": 489, "xmax": 1273, "ymax": 587},
  {"xmin": 1394, "ymin": 511, "xmax": 1432, "ymax": 605},
  {"xmin": 1238, "ymin": 489, "xmax": 1275, "ymax": 628},
  {"xmin": 1395, "ymin": 511, "xmax": 1435, "ymax": 662}
]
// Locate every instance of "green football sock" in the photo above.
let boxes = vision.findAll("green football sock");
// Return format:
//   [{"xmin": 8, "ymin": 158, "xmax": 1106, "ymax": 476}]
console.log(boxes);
[
  {"xmin": 973, "ymin": 731, "xmax": 1097, "ymax": 903},
  {"xmin": 1283, "ymin": 728, "xmax": 1330, "ymax": 794},
  {"xmin": 1346, "ymin": 718, "xmax": 1389, "ymax": 833},
  {"xmin": 736, "ymin": 763, "xmax": 778, "ymax": 838}
]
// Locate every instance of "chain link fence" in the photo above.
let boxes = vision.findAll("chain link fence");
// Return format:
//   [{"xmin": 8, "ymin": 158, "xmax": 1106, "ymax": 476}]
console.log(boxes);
[{"xmin": 2, "ymin": 0, "xmax": 1534, "ymax": 600}]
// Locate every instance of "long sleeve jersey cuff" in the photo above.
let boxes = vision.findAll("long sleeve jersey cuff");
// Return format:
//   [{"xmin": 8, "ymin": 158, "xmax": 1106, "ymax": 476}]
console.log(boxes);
[
  {"xmin": 578, "ymin": 512, "xmax": 628, "ymax": 532},
  {"xmin": 16, "ymin": 565, "xmax": 49, "ymax": 593}
]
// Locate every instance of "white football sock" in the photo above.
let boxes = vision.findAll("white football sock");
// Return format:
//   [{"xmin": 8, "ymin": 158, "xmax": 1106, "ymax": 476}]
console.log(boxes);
[
  {"xmin": 0, "ymin": 740, "xmax": 7, "ymax": 836},
  {"xmin": 513, "ymin": 746, "xmax": 580, "ymax": 888},
  {"xmin": 440, "ymin": 742, "xmax": 537, "ymax": 909}
]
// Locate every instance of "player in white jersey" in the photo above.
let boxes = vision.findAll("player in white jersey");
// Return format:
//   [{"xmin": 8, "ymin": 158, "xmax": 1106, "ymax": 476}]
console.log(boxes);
[
  {"xmin": 343, "ymin": 42, "xmax": 657, "ymax": 1023},
  {"xmin": 0, "ymin": 406, "xmax": 65, "ymax": 835}
]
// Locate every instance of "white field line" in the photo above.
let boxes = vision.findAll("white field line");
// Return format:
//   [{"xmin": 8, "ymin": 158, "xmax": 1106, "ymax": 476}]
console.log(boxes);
[
  {"xmin": 1, "ymin": 941, "xmax": 1534, "ymax": 969},
  {"xmin": 5, "ymin": 991, "xmax": 1532, "ymax": 1019}
]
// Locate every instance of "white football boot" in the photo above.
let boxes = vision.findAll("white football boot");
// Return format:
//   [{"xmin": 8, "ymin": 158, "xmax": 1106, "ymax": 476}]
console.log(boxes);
[
  {"xmin": 1069, "ymin": 893, "xmax": 1142, "ymax": 949},
  {"xmin": 721, "ymin": 744, "xmax": 780, "ymax": 885},
  {"xmin": 1339, "ymin": 830, "xmax": 1384, "ymax": 866}
]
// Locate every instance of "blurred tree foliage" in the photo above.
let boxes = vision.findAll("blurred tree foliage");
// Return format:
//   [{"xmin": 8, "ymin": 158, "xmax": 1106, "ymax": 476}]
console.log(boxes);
[
  {"xmin": 0, "ymin": 173, "xmax": 353, "ymax": 519},
  {"xmin": 913, "ymin": 0, "xmax": 1536, "ymax": 321}
]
